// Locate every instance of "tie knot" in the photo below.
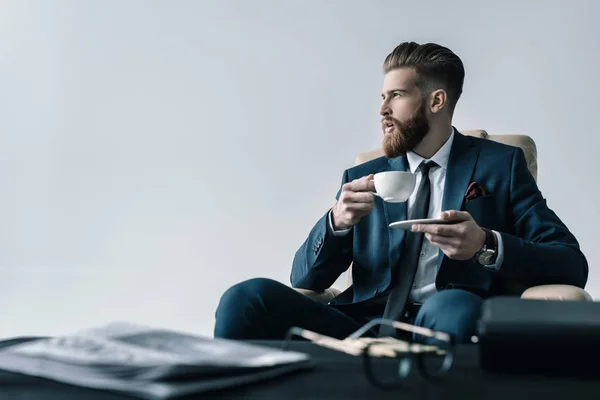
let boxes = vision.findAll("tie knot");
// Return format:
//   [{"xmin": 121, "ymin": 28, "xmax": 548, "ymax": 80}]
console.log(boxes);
[{"xmin": 418, "ymin": 160, "xmax": 438, "ymax": 176}]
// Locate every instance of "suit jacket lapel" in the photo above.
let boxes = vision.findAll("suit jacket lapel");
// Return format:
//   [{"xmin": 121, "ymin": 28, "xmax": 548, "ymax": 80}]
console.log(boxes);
[
  {"xmin": 384, "ymin": 156, "xmax": 408, "ymax": 280},
  {"xmin": 437, "ymin": 131, "xmax": 480, "ymax": 268}
]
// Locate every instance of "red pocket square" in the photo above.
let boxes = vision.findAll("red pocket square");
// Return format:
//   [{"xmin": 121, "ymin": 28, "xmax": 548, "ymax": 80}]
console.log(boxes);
[{"xmin": 465, "ymin": 182, "xmax": 489, "ymax": 201}]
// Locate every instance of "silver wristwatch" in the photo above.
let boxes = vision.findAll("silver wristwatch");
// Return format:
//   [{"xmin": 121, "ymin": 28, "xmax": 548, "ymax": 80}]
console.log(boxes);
[{"xmin": 473, "ymin": 228, "xmax": 497, "ymax": 266}]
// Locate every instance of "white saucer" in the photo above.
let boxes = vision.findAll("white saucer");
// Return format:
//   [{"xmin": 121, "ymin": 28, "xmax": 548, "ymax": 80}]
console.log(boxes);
[{"xmin": 389, "ymin": 218, "xmax": 451, "ymax": 230}]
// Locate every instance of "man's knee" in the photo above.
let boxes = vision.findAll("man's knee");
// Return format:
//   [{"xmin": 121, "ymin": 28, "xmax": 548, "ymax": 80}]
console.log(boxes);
[
  {"xmin": 214, "ymin": 277, "xmax": 290, "ymax": 339},
  {"xmin": 414, "ymin": 289, "xmax": 483, "ymax": 344},
  {"xmin": 216, "ymin": 277, "xmax": 282, "ymax": 316}
]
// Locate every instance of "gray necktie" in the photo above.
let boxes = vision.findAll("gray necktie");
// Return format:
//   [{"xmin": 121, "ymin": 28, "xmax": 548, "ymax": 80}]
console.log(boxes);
[{"xmin": 379, "ymin": 160, "xmax": 438, "ymax": 337}]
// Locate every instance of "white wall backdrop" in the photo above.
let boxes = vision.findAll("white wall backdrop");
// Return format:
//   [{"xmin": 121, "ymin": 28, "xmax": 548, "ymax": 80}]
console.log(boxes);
[{"xmin": 1, "ymin": 0, "xmax": 598, "ymax": 339}]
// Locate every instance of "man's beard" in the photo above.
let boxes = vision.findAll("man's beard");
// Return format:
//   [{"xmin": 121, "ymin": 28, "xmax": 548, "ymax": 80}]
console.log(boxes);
[{"xmin": 382, "ymin": 101, "xmax": 430, "ymax": 158}]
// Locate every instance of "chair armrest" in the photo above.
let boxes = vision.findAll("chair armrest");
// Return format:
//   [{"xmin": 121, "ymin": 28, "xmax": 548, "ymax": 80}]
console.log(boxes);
[
  {"xmin": 521, "ymin": 284, "xmax": 593, "ymax": 301},
  {"xmin": 293, "ymin": 288, "xmax": 342, "ymax": 303}
]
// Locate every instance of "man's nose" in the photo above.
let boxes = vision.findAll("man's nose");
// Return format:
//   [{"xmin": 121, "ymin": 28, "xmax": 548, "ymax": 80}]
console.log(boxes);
[{"xmin": 378, "ymin": 100, "xmax": 390, "ymax": 116}]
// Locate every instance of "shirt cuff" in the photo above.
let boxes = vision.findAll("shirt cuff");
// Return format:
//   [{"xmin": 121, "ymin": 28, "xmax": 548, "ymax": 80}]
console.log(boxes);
[
  {"xmin": 486, "ymin": 230, "xmax": 504, "ymax": 271},
  {"xmin": 328, "ymin": 210, "xmax": 351, "ymax": 236}
]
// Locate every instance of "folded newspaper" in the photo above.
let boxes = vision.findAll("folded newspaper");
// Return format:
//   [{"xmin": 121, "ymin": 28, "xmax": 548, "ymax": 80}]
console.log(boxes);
[{"xmin": 0, "ymin": 322, "xmax": 313, "ymax": 399}]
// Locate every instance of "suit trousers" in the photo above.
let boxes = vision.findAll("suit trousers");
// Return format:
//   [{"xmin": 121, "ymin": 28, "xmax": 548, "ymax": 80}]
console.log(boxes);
[{"xmin": 213, "ymin": 278, "xmax": 483, "ymax": 344}]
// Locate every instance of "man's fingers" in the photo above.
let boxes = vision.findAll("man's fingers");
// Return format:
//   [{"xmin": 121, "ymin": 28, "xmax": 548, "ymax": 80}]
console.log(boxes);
[
  {"xmin": 412, "ymin": 223, "xmax": 457, "ymax": 237},
  {"xmin": 425, "ymin": 233, "xmax": 458, "ymax": 246},
  {"xmin": 344, "ymin": 191, "xmax": 375, "ymax": 203},
  {"xmin": 427, "ymin": 239, "xmax": 451, "ymax": 253},
  {"xmin": 439, "ymin": 210, "xmax": 472, "ymax": 222},
  {"xmin": 345, "ymin": 202, "xmax": 374, "ymax": 212},
  {"xmin": 344, "ymin": 175, "xmax": 375, "ymax": 192}
]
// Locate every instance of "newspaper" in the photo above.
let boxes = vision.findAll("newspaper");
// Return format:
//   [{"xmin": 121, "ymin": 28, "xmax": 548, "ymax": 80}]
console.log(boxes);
[{"xmin": 0, "ymin": 322, "xmax": 312, "ymax": 399}]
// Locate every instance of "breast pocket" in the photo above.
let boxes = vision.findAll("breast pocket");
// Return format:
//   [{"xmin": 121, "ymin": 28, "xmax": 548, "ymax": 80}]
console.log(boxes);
[{"xmin": 462, "ymin": 194, "xmax": 501, "ymax": 229}]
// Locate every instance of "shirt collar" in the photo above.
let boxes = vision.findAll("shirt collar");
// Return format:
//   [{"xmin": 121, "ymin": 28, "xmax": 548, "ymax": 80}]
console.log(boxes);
[{"xmin": 406, "ymin": 127, "xmax": 455, "ymax": 173}]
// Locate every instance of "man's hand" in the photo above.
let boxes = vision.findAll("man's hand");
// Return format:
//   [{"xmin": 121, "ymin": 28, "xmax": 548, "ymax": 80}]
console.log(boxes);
[
  {"xmin": 411, "ymin": 210, "xmax": 485, "ymax": 261},
  {"xmin": 331, "ymin": 174, "xmax": 376, "ymax": 231}
]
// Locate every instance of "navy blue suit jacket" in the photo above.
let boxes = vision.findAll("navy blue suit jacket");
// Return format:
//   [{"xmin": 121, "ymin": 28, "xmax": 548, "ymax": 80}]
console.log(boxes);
[{"xmin": 291, "ymin": 131, "xmax": 588, "ymax": 305}]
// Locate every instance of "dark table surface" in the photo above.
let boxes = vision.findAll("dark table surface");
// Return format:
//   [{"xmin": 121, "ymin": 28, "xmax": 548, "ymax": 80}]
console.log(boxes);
[{"xmin": 0, "ymin": 337, "xmax": 599, "ymax": 399}]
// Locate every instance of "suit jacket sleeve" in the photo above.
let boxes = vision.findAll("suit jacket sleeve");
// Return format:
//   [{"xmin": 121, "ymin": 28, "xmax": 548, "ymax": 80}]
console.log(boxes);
[
  {"xmin": 290, "ymin": 170, "xmax": 354, "ymax": 291},
  {"xmin": 498, "ymin": 147, "xmax": 588, "ymax": 288}
]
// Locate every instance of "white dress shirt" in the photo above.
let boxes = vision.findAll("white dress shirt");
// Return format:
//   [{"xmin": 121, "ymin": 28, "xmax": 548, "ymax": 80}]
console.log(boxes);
[{"xmin": 328, "ymin": 129, "xmax": 504, "ymax": 303}]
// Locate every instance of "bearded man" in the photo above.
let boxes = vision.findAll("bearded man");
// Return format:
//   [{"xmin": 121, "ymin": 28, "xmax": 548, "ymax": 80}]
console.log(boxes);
[{"xmin": 213, "ymin": 42, "xmax": 588, "ymax": 344}]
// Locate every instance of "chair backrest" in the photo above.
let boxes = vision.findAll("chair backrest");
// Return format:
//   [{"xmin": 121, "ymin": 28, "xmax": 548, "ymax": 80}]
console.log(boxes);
[
  {"xmin": 344, "ymin": 130, "xmax": 537, "ymax": 288},
  {"xmin": 354, "ymin": 130, "xmax": 538, "ymax": 180}
]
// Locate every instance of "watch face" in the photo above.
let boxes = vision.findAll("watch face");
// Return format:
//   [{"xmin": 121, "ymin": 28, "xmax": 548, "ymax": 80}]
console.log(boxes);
[{"xmin": 478, "ymin": 250, "xmax": 496, "ymax": 265}]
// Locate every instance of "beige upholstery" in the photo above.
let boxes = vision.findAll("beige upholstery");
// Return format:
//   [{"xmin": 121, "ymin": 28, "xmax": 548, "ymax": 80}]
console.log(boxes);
[
  {"xmin": 300, "ymin": 284, "xmax": 593, "ymax": 304},
  {"xmin": 521, "ymin": 285, "xmax": 593, "ymax": 301},
  {"xmin": 294, "ymin": 288, "xmax": 343, "ymax": 303},
  {"xmin": 296, "ymin": 129, "xmax": 592, "ymax": 303},
  {"xmin": 354, "ymin": 130, "xmax": 538, "ymax": 180}
]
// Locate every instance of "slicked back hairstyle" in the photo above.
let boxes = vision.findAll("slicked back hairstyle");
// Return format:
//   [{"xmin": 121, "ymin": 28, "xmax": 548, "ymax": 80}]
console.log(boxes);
[{"xmin": 383, "ymin": 42, "xmax": 465, "ymax": 114}]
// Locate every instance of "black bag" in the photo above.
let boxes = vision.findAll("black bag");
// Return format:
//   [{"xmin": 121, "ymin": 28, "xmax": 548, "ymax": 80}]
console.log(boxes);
[{"xmin": 476, "ymin": 296, "xmax": 600, "ymax": 377}]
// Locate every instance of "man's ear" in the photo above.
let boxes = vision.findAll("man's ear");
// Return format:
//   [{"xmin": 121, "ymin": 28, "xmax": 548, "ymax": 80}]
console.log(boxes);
[{"xmin": 429, "ymin": 89, "xmax": 447, "ymax": 114}]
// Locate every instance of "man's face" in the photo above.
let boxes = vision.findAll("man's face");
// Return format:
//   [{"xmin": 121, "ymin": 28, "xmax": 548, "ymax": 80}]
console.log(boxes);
[{"xmin": 379, "ymin": 68, "xmax": 430, "ymax": 158}]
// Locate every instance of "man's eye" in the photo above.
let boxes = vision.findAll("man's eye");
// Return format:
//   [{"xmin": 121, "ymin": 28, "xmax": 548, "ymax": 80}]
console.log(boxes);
[{"xmin": 393, "ymin": 92, "xmax": 402, "ymax": 97}]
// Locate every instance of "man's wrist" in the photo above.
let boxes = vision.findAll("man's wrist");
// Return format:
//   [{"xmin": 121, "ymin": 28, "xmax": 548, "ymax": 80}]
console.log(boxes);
[
  {"xmin": 478, "ymin": 228, "xmax": 487, "ymax": 251},
  {"xmin": 328, "ymin": 210, "xmax": 351, "ymax": 236},
  {"xmin": 330, "ymin": 206, "xmax": 350, "ymax": 231},
  {"xmin": 480, "ymin": 228, "xmax": 496, "ymax": 250},
  {"xmin": 473, "ymin": 228, "xmax": 498, "ymax": 266}
]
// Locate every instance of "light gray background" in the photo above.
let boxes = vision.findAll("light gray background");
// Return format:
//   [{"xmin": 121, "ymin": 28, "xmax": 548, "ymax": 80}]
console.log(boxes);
[{"xmin": 1, "ymin": 0, "xmax": 598, "ymax": 339}]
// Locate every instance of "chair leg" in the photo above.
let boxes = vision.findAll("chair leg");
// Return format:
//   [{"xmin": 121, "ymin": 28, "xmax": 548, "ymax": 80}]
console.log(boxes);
[{"xmin": 520, "ymin": 284, "xmax": 593, "ymax": 301}]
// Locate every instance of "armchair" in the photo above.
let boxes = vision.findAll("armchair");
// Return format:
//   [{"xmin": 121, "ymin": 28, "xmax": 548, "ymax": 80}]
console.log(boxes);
[{"xmin": 296, "ymin": 130, "xmax": 592, "ymax": 303}]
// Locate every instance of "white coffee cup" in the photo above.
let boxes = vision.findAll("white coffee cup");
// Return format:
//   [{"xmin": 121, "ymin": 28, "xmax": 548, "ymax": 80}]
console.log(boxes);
[{"xmin": 371, "ymin": 171, "xmax": 416, "ymax": 203}]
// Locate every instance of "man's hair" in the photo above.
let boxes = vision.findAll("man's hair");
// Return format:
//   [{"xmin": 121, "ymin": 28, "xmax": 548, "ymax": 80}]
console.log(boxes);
[{"xmin": 383, "ymin": 42, "xmax": 465, "ymax": 114}]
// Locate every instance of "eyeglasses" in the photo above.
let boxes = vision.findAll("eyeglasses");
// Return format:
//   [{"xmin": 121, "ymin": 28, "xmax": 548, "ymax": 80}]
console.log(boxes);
[{"xmin": 282, "ymin": 318, "xmax": 455, "ymax": 389}]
